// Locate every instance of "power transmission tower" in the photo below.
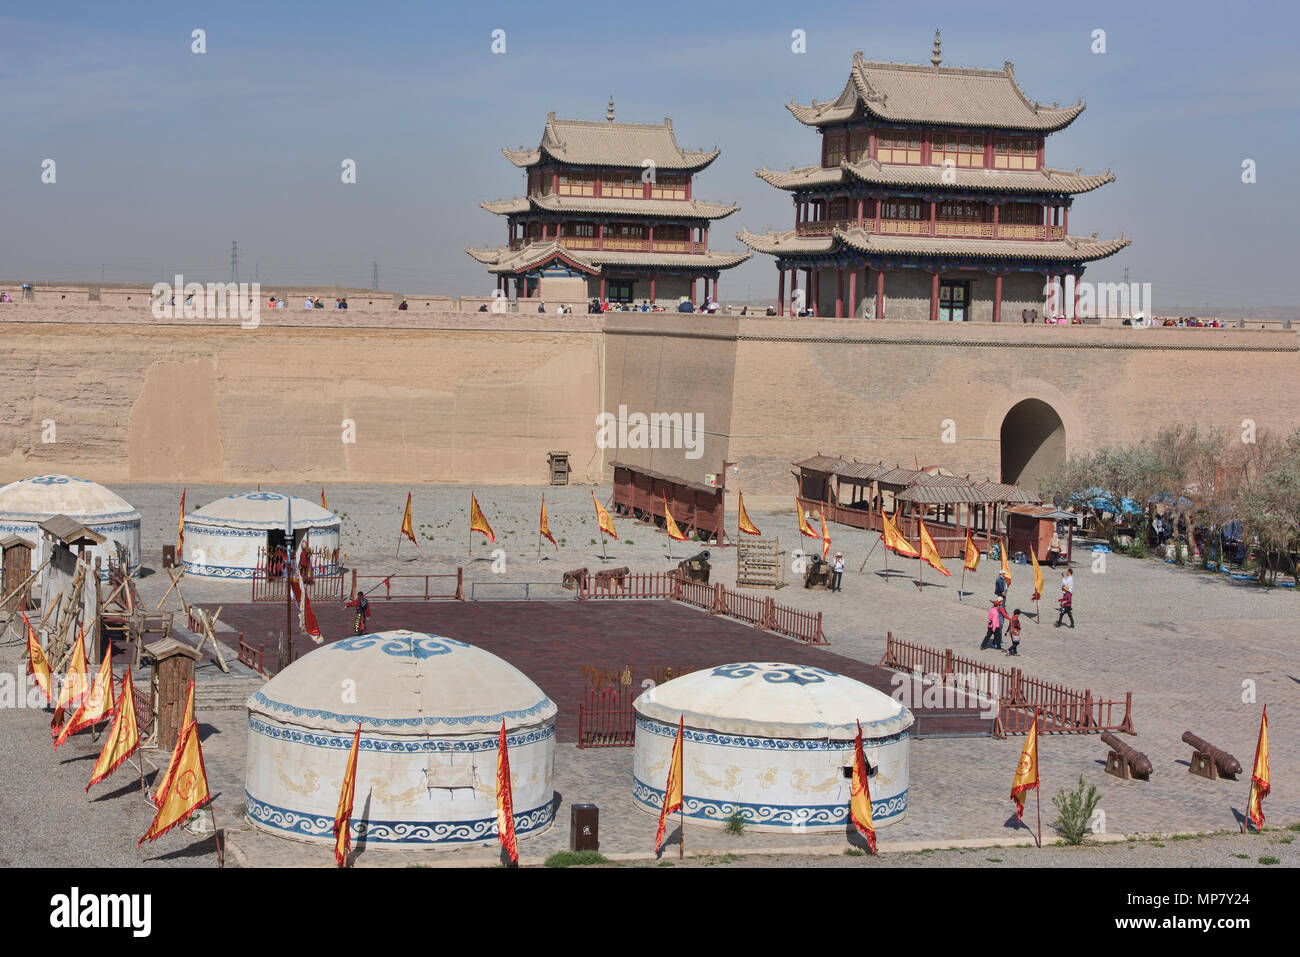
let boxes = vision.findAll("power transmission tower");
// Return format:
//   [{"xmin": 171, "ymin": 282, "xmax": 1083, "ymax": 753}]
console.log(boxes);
[
  {"xmin": 371, "ymin": 261, "xmax": 380, "ymax": 290},
  {"xmin": 230, "ymin": 242, "xmax": 240, "ymax": 283},
  {"xmin": 1122, "ymin": 266, "xmax": 1129, "ymax": 286}
]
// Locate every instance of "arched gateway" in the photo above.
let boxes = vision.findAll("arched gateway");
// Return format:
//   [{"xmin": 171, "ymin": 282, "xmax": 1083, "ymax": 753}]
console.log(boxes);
[{"xmin": 1001, "ymin": 399, "xmax": 1065, "ymax": 490}]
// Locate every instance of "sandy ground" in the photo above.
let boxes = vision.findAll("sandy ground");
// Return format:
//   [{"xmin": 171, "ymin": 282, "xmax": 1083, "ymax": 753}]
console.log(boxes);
[{"xmin": 1, "ymin": 482, "xmax": 1294, "ymax": 867}]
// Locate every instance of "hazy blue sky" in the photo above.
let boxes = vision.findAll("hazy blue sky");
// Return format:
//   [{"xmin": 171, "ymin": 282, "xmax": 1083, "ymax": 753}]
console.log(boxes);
[{"xmin": 2, "ymin": 1, "xmax": 1295, "ymax": 311}]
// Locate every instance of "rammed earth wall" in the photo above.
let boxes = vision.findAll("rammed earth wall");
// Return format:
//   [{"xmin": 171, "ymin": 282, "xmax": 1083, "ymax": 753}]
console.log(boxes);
[{"xmin": 1, "ymin": 303, "xmax": 1297, "ymax": 492}]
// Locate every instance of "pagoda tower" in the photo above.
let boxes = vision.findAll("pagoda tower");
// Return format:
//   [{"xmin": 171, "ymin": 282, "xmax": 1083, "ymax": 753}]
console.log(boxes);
[
  {"xmin": 468, "ymin": 100, "xmax": 750, "ymax": 307},
  {"xmin": 739, "ymin": 33, "xmax": 1129, "ymax": 321}
]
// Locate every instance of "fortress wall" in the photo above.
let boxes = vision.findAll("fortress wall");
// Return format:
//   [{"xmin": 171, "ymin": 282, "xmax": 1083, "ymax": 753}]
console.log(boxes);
[
  {"xmin": 2, "ymin": 303, "xmax": 1296, "ymax": 493},
  {"xmin": 1, "ymin": 307, "xmax": 603, "ymax": 486}
]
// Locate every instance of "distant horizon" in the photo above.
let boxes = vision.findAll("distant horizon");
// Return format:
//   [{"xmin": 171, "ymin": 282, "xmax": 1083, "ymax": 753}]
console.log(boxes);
[{"xmin": 3, "ymin": 2, "xmax": 1295, "ymax": 315}]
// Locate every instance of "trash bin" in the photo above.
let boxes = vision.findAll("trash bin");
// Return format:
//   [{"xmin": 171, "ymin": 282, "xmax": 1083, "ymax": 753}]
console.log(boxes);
[{"xmin": 570, "ymin": 803, "xmax": 598, "ymax": 851}]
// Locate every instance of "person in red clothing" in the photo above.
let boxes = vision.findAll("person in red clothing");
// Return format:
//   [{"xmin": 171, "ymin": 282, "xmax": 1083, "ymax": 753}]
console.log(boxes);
[
  {"xmin": 1006, "ymin": 608, "xmax": 1023, "ymax": 655},
  {"xmin": 1054, "ymin": 587, "xmax": 1074, "ymax": 628},
  {"xmin": 343, "ymin": 590, "xmax": 371, "ymax": 635}
]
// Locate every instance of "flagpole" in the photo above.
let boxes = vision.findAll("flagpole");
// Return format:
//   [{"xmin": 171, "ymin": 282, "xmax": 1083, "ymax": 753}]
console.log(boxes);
[
  {"xmin": 1035, "ymin": 712, "xmax": 1043, "ymax": 849},
  {"xmin": 858, "ymin": 532, "xmax": 881, "ymax": 573}
]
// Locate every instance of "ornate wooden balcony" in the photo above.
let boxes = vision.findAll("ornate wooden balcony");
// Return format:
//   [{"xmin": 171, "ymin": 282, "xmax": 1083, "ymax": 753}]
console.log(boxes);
[{"xmin": 791, "ymin": 220, "xmax": 1066, "ymax": 241}]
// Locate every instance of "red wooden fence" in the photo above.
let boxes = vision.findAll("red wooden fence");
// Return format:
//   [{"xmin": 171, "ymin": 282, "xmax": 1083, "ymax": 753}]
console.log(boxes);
[
  {"xmin": 577, "ymin": 682, "xmax": 637, "ymax": 748},
  {"xmin": 352, "ymin": 568, "xmax": 464, "ymax": 601},
  {"xmin": 879, "ymin": 631, "xmax": 1135, "ymax": 737}
]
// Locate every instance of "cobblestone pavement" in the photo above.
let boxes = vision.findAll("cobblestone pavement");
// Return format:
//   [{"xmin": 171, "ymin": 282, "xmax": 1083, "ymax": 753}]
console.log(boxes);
[{"xmin": 2, "ymin": 483, "xmax": 1294, "ymax": 866}]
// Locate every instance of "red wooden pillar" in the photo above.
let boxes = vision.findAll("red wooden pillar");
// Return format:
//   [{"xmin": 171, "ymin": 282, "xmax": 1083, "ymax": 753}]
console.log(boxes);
[
  {"xmin": 1042, "ymin": 203, "xmax": 1049, "ymax": 240},
  {"xmin": 929, "ymin": 200, "xmax": 937, "ymax": 237},
  {"xmin": 650, "ymin": 275, "xmax": 656, "ymax": 303},
  {"xmin": 993, "ymin": 273, "xmax": 1003, "ymax": 323},
  {"xmin": 930, "ymin": 271, "xmax": 940, "ymax": 322},
  {"xmin": 689, "ymin": 277, "xmax": 696, "ymax": 302},
  {"xmin": 777, "ymin": 267, "xmax": 785, "ymax": 316},
  {"xmin": 1062, "ymin": 205, "xmax": 1069, "ymax": 235},
  {"xmin": 647, "ymin": 224, "xmax": 654, "ymax": 251},
  {"xmin": 713, "ymin": 275, "xmax": 720, "ymax": 302},
  {"xmin": 856, "ymin": 198, "xmax": 864, "ymax": 228},
  {"xmin": 874, "ymin": 198, "xmax": 882, "ymax": 233},
  {"xmin": 835, "ymin": 268, "xmax": 844, "ymax": 318},
  {"xmin": 876, "ymin": 269, "xmax": 885, "ymax": 320},
  {"xmin": 598, "ymin": 223, "xmax": 605, "ymax": 249},
  {"xmin": 848, "ymin": 268, "xmax": 857, "ymax": 317},
  {"xmin": 600, "ymin": 276, "xmax": 606, "ymax": 300},
  {"xmin": 1072, "ymin": 272, "xmax": 1081, "ymax": 320},
  {"xmin": 812, "ymin": 269, "xmax": 819, "ymax": 315},
  {"xmin": 992, "ymin": 203, "xmax": 1000, "ymax": 239}
]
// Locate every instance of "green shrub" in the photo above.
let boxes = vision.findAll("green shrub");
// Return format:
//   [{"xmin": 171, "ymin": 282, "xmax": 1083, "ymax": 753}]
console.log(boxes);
[
  {"xmin": 1051, "ymin": 775, "xmax": 1103, "ymax": 845},
  {"xmin": 1258, "ymin": 856, "xmax": 1280, "ymax": 866},
  {"xmin": 544, "ymin": 850, "xmax": 608, "ymax": 868},
  {"xmin": 723, "ymin": 811, "xmax": 747, "ymax": 836}
]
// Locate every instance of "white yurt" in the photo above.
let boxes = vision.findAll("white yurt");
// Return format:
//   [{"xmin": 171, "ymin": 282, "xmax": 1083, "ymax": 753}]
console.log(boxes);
[
  {"xmin": 245, "ymin": 630, "xmax": 558, "ymax": 848},
  {"xmin": 0, "ymin": 474, "xmax": 141, "ymax": 580},
  {"xmin": 182, "ymin": 491, "xmax": 340, "ymax": 579},
  {"xmin": 633, "ymin": 662, "xmax": 913, "ymax": 832}
]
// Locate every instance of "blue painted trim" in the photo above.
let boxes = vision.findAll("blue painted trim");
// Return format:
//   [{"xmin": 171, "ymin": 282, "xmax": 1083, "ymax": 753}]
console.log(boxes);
[
  {"xmin": 250, "ymin": 689, "xmax": 556, "ymax": 729},
  {"xmin": 248, "ymin": 715, "xmax": 555, "ymax": 753},
  {"xmin": 244, "ymin": 792, "xmax": 554, "ymax": 845},
  {"xmin": 632, "ymin": 776, "xmax": 907, "ymax": 826},
  {"xmin": 634, "ymin": 715, "xmax": 909, "ymax": 750}
]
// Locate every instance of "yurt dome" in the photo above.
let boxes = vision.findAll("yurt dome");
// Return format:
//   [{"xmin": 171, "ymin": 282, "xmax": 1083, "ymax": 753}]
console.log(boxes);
[
  {"xmin": 181, "ymin": 490, "xmax": 340, "ymax": 579},
  {"xmin": 0, "ymin": 474, "xmax": 141, "ymax": 579},
  {"xmin": 633, "ymin": 662, "xmax": 913, "ymax": 832},
  {"xmin": 245, "ymin": 630, "xmax": 558, "ymax": 847}
]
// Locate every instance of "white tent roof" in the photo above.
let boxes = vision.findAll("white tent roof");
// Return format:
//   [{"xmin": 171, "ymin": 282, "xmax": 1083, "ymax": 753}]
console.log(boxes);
[
  {"xmin": 187, "ymin": 491, "xmax": 338, "ymax": 530},
  {"xmin": 0, "ymin": 474, "xmax": 140, "ymax": 524},
  {"xmin": 635, "ymin": 661, "xmax": 913, "ymax": 740},
  {"xmin": 248, "ymin": 630, "xmax": 556, "ymax": 735}
]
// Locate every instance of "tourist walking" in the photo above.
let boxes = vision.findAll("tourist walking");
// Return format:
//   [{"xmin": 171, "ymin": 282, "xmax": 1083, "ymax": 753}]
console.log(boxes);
[
  {"xmin": 981, "ymin": 599, "xmax": 1004, "ymax": 650},
  {"xmin": 1047, "ymin": 529, "xmax": 1063, "ymax": 567},
  {"xmin": 1006, "ymin": 608, "xmax": 1022, "ymax": 655},
  {"xmin": 344, "ymin": 590, "xmax": 371, "ymax": 635},
  {"xmin": 1054, "ymin": 587, "xmax": 1074, "ymax": 628},
  {"xmin": 1061, "ymin": 568, "xmax": 1073, "ymax": 595},
  {"xmin": 831, "ymin": 552, "xmax": 844, "ymax": 592},
  {"xmin": 995, "ymin": 570, "xmax": 1010, "ymax": 602}
]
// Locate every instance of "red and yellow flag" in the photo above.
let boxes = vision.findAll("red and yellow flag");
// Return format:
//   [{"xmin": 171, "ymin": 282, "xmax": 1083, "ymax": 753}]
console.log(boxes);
[
  {"xmin": 496, "ymin": 719, "xmax": 519, "ymax": 865},
  {"xmin": 655, "ymin": 715, "xmax": 684, "ymax": 854},
  {"xmin": 850, "ymin": 720, "xmax": 877, "ymax": 854},
  {"xmin": 320, "ymin": 487, "xmax": 328, "ymax": 510},
  {"xmin": 539, "ymin": 494, "xmax": 557, "ymax": 549},
  {"xmin": 1030, "ymin": 545, "xmax": 1044, "ymax": 601},
  {"xmin": 919, "ymin": 519, "xmax": 951, "ymax": 576},
  {"xmin": 664, "ymin": 498, "xmax": 689, "ymax": 542},
  {"xmin": 52, "ymin": 626, "xmax": 91, "ymax": 735},
  {"xmin": 152, "ymin": 680, "xmax": 196, "ymax": 807},
  {"xmin": 470, "ymin": 494, "xmax": 496, "ymax": 544},
  {"xmin": 86, "ymin": 669, "xmax": 141, "ymax": 792},
  {"xmin": 821, "ymin": 505, "xmax": 832, "ymax": 559},
  {"xmin": 400, "ymin": 492, "xmax": 417, "ymax": 545},
  {"xmin": 593, "ymin": 491, "xmax": 618, "ymax": 540},
  {"xmin": 288, "ymin": 577, "xmax": 324, "ymax": 644},
  {"xmin": 1000, "ymin": 536, "xmax": 1012, "ymax": 582},
  {"xmin": 23, "ymin": 611, "xmax": 53, "ymax": 706},
  {"xmin": 55, "ymin": 651, "xmax": 114, "ymax": 749},
  {"xmin": 177, "ymin": 487, "xmax": 186, "ymax": 557},
  {"xmin": 963, "ymin": 529, "xmax": 981, "ymax": 572},
  {"xmin": 881, "ymin": 507, "xmax": 920, "ymax": 559},
  {"xmin": 1246, "ymin": 705, "xmax": 1270, "ymax": 831},
  {"xmin": 737, "ymin": 491, "xmax": 761, "ymax": 536},
  {"xmin": 1009, "ymin": 711, "xmax": 1040, "ymax": 821},
  {"xmin": 334, "ymin": 726, "xmax": 361, "ymax": 867},
  {"xmin": 139, "ymin": 720, "xmax": 211, "ymax": 846},
  {"xmin": 796, "ymin": 499, "xmax": 821, "ymax": 540}
]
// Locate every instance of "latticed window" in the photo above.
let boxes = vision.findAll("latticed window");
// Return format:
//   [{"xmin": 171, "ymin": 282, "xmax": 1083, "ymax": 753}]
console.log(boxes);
[
  {"xmin": 937, "ymin": 201, "xmax": 985, "ymax": 221},
  {"xmin": 528, "ymin": 169, "xmax": 541, "ymax": 195},
  {"xmin": 655, "ymin": 224, "xmax": 689, "ymax": 242},
  {"xmin": 610, "ymin": 223, "xmax": 644, "ymax": 238},
  {"xmin": 848, "ymin": 129, "xmax": 870, "ymax": 163},
  {"xmin": 1001, "ymin": 202, "xmax": 1043, "ymax": 225},
  {"xmin": 825, "ymin": 131, "xmax": 846, "ymax": 167},
  {"xmin": 601, "ymin": 171, "xmax": 641, "ymax": 198},
  {"xmin": 827, "ymin": 197, "xmax": 849, "ymax": 221},
  {"xmin": 650, "ymin": 173, "xmax": 688, "ymax": 200},
  {"xmin": 882, "ymin": 200, "xmax": 923, "ymax": 220},
  {"xmin": 932, "ymin": 132, "xmax": 986, "ymax": 168},
  {"xmin": 557, "ymin": 170, "xmax": 595, "ymax": 197},
  {"xmin": 993, "ymin": 136, "xmax": 1040, "ymax": 170},
  {"xmin": 877, "ymin": 131, "xmax": 922, "ymax": 164},
  {"xmin": 562, "ymin": 222, "xmax": 596, "ymax": 237}
]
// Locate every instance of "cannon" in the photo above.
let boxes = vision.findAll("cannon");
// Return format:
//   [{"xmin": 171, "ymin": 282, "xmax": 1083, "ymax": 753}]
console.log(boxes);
[
  {"xmin": 1182, "ymin": 731, "xmax": 1242, "ymax": 781},
  {"xmin": 803, "ymin": 556, "xmax": 833, "ymax": 590},
  {"xmin": 1101, "ymin": 732, "xmax": 1152, "ymax": 781},
  {"xmin": 561, "ymin": 567, "xmax": 589, "ymax": 591},
  {"xmin": 592, "ymin": 566, "xmax": 629, "ymax": 589},
  {"xmin": 675, "ymin": 550, "xmax": 711, "ymax": 584}
]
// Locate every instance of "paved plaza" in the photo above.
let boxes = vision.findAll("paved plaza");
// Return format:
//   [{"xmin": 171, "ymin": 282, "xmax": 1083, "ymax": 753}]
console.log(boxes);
[{"xmin": 0, "ymin": 483, "xmax": 1293, "ymax": 867}]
